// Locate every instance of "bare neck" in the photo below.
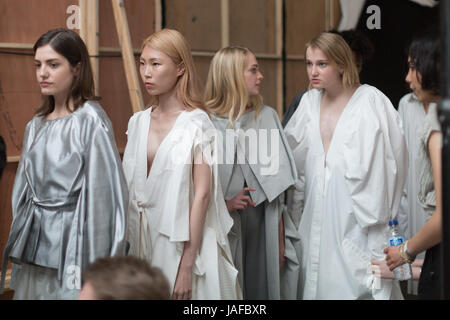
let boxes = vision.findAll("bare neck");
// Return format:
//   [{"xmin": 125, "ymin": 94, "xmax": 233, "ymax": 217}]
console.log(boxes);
[
  {"xmin": 322, "ymin": 82, "xmax": 359, "ymax": 102},
  {"xmin": 155, "ymin": 89, "xmax": 184, "ymax": 114}
]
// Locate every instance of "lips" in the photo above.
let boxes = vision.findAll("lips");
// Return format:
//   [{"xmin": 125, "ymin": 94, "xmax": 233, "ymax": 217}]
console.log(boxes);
[
  {"xmin": 145, "ymin": 82, "xmax": 154, "ymax": 88},
  {"xmin": 40, "ymin": 82, "xmax": 52, "ymax": 87}
]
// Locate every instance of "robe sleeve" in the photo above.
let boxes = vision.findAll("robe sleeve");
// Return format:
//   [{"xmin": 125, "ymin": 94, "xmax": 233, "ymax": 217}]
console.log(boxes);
[
  {"xmin": 396, "ymin": 98, "xmax": 410, "ymax": 236},
  {"xmin": 191, "ymin": 112, "xmax": 234, "ymax": 247},
  {"xmin": 343, "ymin": 89, "xmax": 408, "ymax": 228},
  {"xmin": 342, "ymin": 89, "xmax": 408, "ymax": 299},
  {"xmin": 11, "ymin": 120, "xmax": 34, "ymax": 220},
  {"xmin": 83, "ymin": 116, "xmax": 129, "ymax": 263},
  {"xmin": 284, "ymin": 92, "xmax": 312, "ymax": 227}
]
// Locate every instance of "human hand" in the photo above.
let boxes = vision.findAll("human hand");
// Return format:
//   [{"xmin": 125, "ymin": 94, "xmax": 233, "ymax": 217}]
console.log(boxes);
[
  {"xmin": 371, "ymin": 260, "xmax": 394, "ymax": 279},
  {"xmin": 172, "ymin": 266, "xmax": 193, "ymax": 300},
  {"xmin": 384, "ymin": 246, "xmax": 405, "ymax": 271},
  {"xmin": 225, "ymin": 187, "xmax": 256, "ymax": 212}
]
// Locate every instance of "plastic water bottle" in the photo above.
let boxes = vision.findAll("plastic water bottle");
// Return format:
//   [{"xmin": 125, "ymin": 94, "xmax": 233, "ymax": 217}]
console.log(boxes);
[{"xmin": 388, "ymin": 219, "xmax": 412, "ymax": 281}]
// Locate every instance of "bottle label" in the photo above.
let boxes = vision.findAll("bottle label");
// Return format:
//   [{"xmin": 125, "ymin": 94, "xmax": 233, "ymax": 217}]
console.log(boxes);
[{"xmin": 389, "ymin": 236, "xmax": 404, "ymax": 246}]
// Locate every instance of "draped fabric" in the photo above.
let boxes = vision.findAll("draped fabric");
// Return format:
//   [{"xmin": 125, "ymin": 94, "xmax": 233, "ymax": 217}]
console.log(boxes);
[
  {"xmin": 1, "ymin": 101, "xmax": 128, "ymax": 299},
  {"xmin": 284, "ymin": 85, "xmax": 408, "ymax": 299},
  {"xmin": 211, "ymin": 106, "xmax": 301, "ymax": 299},
  {"xmin": 122, "ymin": 107, "xmax": 242, "ymax": 300}
]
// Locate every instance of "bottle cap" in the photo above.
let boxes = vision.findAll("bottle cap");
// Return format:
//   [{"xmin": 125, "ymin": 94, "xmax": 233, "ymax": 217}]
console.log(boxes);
[{"xmin": 388, "ymin": 219, "xmax": 398, "ymax": 226}]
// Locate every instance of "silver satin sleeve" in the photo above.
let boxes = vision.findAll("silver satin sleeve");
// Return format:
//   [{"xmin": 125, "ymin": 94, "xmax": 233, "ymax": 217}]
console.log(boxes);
[
  {"xmin": 1, "ymin": 102, "xmax": 129, "ymax": 293},
  {"xmin": 81, "ymin": 117, "xmax": 129, "ymax": 263}
]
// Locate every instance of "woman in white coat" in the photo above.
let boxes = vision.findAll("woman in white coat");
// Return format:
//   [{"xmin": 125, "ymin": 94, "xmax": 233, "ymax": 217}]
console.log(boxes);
[
  {"xmin": 284, "ymin": 32, "xmax": 408, "ymax": 300},
  {"xmin": 122, "ymin": 29, "xmax": 241, "ymax": 300}
]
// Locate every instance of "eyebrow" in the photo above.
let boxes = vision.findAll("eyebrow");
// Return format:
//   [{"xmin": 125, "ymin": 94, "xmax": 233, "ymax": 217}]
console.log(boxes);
[
  {"xmin": 140, "ymin": 57, "xmax": 160, "ymax": 61},
  {"xmin": 306, "ymin": 59, "xmax": 329, "ymax": 63},
  {"xmin": 34, "ymin": 58, "xmax": 61, "ymax": 63}
]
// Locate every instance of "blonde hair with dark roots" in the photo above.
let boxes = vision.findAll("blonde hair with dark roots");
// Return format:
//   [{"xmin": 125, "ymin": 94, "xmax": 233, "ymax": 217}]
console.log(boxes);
[
  {"xmin": 141, "ymin": 28, "xmax": 205, "ymax": 111},
  {"xmin": 204, "ymin": 46, "xmax": 263, "ymax": 125},
  {"xmin": 306, "ymin": 32, "xmax": 360, "ymax": 89}
]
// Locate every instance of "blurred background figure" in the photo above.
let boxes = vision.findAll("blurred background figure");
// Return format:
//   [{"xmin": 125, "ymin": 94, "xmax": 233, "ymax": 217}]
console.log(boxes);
[{"xmin": 78, "ymin": 256, "xmax": 171, "ymax": 300}]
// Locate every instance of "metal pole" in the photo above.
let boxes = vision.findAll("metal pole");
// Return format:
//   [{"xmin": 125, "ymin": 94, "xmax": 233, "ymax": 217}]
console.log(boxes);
[{"xmin": 439, "ymin": 0, "xmax": 450, "ymax": 300}]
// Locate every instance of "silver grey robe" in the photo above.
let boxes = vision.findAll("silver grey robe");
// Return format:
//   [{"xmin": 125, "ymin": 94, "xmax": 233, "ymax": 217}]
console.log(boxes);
[
  {"xmin": 1, "ymin": 101, "xmax": 128, "ymax": 299},
  {"xmin": 211, "ymin": 105, "xmax": 301, "ymax": 300}
]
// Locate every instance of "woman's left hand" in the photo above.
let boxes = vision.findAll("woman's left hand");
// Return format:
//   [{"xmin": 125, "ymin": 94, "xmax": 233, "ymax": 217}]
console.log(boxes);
[
  {"xmin": 172, "ymin": 266, "xmax": 193, "ymax": 300},
  {"xmin": 384, "ymin": 246, "xmax": 404, "ymax": 271}
]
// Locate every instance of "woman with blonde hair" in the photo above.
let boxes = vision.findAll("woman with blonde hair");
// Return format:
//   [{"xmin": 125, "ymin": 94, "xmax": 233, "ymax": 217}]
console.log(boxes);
[
  {"xmin": 122, "ymin": 29, "xmax": 241, "ymax": 300},
  {"xmin": 205, "ymin": 46, "xmax": 301, "ymax": 299},
  {"xmin": 284, "ymin": 32, "xmax": 408, "ymax": 299}
]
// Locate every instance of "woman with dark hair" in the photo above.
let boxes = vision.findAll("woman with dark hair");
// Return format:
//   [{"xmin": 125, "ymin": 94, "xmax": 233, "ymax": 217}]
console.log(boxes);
[
  {"xmin": 0, "ymin": 28, "xmax": 128, "ymax": 299},
  {"xmin": 384, "ymin": 32, "xmax": 443, "ymax": 300}
]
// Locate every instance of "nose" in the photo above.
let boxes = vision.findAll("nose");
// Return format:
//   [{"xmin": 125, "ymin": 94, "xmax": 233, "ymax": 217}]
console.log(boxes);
[
  {"xmin": 258, "ymin": 71, "xmax": 264, "ymax": 81},
  {"xmin": 145, "ymin": 65, "xmax": 153, "ymax": 78},
  {"xmin": 311, "ymin": 65, "xmax": 319, "ymax": 76},
  {"xmin": 39, "ymin": 65, "xmax": 48, "ymax": 78},
  {"xmin": 405, "ymin": 68, "xmax": 412, "ymax": 84}
]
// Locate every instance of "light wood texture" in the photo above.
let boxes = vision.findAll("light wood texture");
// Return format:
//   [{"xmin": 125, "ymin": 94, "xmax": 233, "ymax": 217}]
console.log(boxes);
[
  {"xmin": 111, "ymin": 0, "xmax": 144, "ymax": 113},
  {"xmin": 165, "ymin": 0, "xmax": 222, "ymax": 51},
  {"xmin": 154, "ymin": 0, "xmax": 162, "ymax": 32},
  {"xmin": 79, "ymin": 0, "xmax": 100, "ymax": 95}
]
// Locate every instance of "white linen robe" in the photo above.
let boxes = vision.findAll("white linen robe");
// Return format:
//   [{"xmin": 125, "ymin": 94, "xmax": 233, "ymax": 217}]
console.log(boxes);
[
  {"xmin": 284, "ymin": 85, "xmax": 408, "ymax": 300},
  {"xmin": 122, "ymin": 107, "xmax": 241, "ymax": 300}
]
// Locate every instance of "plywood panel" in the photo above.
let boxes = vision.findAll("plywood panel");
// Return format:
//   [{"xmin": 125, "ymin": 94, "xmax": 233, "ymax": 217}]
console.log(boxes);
[
  {"xmin": 165, "ymin": 0, "xmax": 222, "ymax": 51},
  {"xmin": 0, "ymin": 163, "xmax": 18, "ymax": 267},
  {"xmin": 286, "ymin": 0, "xmax": 327, "ymax": 56},
  {"xmin": 0, "ymin": 50, "xmax": 41, "ymax": 157},
  {"xmin": 193, "ymin": 56, "xmax": 213, "ymax": 92},
  {"xmin": 229, "ymin": 0, "xmax": 276, "ymax": 54},
  {"xmin": 99, "ymin": 0, "xmax": 155, "ymax": 49},
  {"xmin": 98, "ymin": 57, "xmax": 136, "ymax": 151},
  {"xmin": 0, "ymin": 0, "xmax": 76, "ymax": 43},
  {"xmin": 285, "ymin": 60, "xmax": 309, "ymax": 110},
  {"xmin": 258, "ymin": 59, "xmax": 278, "ymax": 112}
]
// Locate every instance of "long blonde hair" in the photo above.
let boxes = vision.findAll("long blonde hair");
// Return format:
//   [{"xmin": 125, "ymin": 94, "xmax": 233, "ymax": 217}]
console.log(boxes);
[
  {"xmin": 204, "ymin": 46, "xmax": 263, "ymax": 125},
  {"xmin": 141, "ymin": 29, "xmax": 204, "ymax": 111},
  {"xmin": 306, "ymin": 32, "xmax": 360, "ymax": 89}
]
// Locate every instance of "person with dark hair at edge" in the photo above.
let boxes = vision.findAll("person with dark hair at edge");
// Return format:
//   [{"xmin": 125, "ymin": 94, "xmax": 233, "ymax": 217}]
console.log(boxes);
[{"xmin": 384, "ymin": 31, "xmax": 443, "ymax": 300}]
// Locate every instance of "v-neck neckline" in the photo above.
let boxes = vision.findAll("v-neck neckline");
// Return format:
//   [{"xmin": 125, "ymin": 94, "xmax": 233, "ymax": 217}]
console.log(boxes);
[
  {"xmin": 145, "ymin": 106, "xmax": 186, "ymax": 181},
  {"xmin": 318, "ymin": 85, "xmax": 363, "ymax": 162}
]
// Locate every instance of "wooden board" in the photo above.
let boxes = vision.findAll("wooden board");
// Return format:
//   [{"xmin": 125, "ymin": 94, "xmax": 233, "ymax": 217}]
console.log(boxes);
[
  {"xmin": 285, "ymin": 0, "xmax": 327, "ymax": 56},
  {"xmin": 99, "ymin": 0, "xmax": 155, "ymax": 49},
  {"xmin": 0, "ymin": 0, "xmax": 76, "ymax": 43},
  {"xmin": 0, "ymin": 163, "xmax": 18, "ymax": 266},
  {"xmin": 0, "ymin": 49, "xmax": 41, "ymax": 157},
  {"xmin": 229, "ymin": 0, "xmax": 276, "ymax": 54},
  {"xmin": 258, "ymin": 59, "xmax": 278, "ymax": 112},
  {"xmin": 285, "ymin": 60, "xmax": 309, "ymax": 109},
  {"xmin": 165, "ymin": 0, "xmax": 222, "ymax": 51}
]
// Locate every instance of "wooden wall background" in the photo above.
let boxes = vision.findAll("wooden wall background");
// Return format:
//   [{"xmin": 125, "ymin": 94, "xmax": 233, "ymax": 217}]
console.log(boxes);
[{"xmin": 0, "ymin": 0, "xmax": 340, "ymax": 287}]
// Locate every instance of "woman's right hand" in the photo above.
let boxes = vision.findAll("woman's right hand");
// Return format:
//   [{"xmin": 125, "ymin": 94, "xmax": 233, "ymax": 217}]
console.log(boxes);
[{"xmin": 225, "ymin": 187, "xmax": 256, "ymax": 212}]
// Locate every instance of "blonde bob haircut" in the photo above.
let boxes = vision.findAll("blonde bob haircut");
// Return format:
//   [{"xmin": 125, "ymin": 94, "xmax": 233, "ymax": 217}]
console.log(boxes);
[
  {"xmin": 204, "ymin": 46, "xmax": 263, "ymax": 125},
  {"xmin": 141, "ymin": 29, "xmax": 204, "ymax": 111},
  {"xmin": 306, "ymin": 32, "xmax": 360, "ymax": 89}
]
